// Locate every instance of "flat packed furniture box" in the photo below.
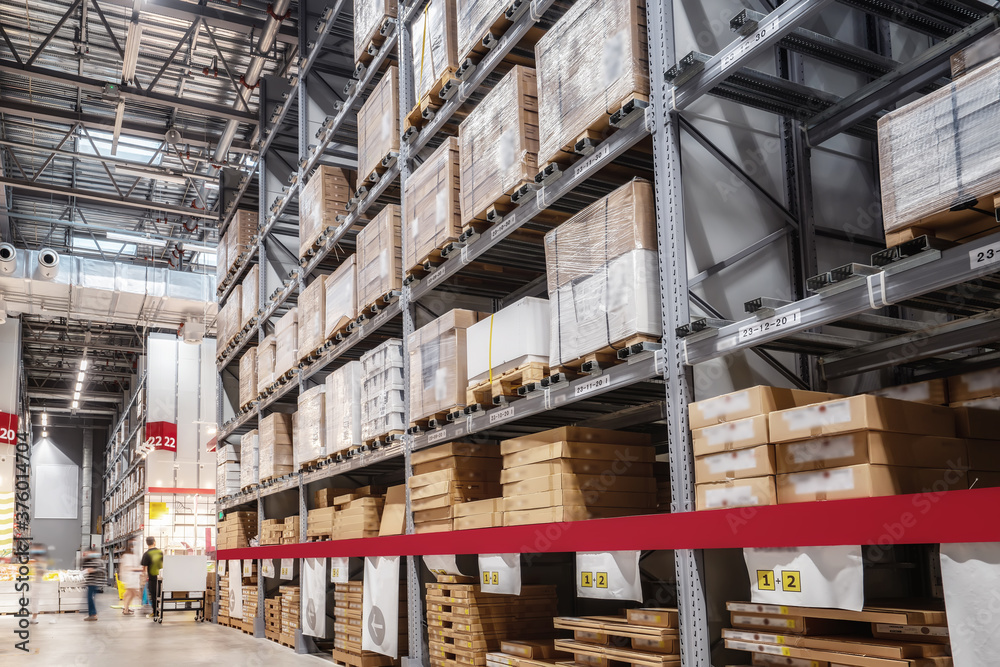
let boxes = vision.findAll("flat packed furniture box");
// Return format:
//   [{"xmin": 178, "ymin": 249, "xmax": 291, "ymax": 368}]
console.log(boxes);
[
  {"xmin": 408, "ymin": 309, "xmax": 486, "ymax": 423},
  {"xmin": 259, "ymin": 413, "xmax": 294, "ymax": 480},
  {"xmin": 409, "ymin": 442, "xmax": 502, "ymax": 533},
  {"xmin": 217, "ymin": 290, "xmax": 241, "ymax": 346},
  {"xmin": 325, "ymin": 256, "xmax": 357, "ymax": 339},
  {"xmin": 458, "ymin": 65, "xmax": 538, "ymax": 225},
  {"xmin": 467, "ymin": 296, "xmax": 549, "ymax": 385},
  {"xmin": 219, "ymin": 209, "xmax": 257, "ymax": 280},
  {"xmin": 534, "ymin": 0, "xmax": 649, "ymax": 166},
  {"xmin": 299, "ymin": 166, "xmax": 352, "ymax": 259},
  {"xmin": 878, "ymin": 59, "xmax": 1000, "ymax": 238},
  {"xmin": 544, "ymin": 179, "xmax": 661, "ymax": 367},
  {"xmin": 325, "ymin": 361, "xmax": 362, "ymax": 456},
  {"xmin": 241, "ymin": 264, "xmax": 259, "ymax": 327},
  {"xmin": 455, "ymin": 0, "xmax": 532, "ymax": 64},
  {"xmin": 354, "ymin": 0, "xmax": 396, "ymax": 64},
  {"xmin": 409, "ymin": 0, "xmax": 459, "ymax": 105},
  {"xmin": 299, "ymin": 276, "xmax": 327, "ymax": 359},
  {"xmin": 256, "ymin": 334, "xmax": 277, "ymax": 393},
  {"xmin": 239, "ymin": 346, "xmax": 257, "ymax": 407},
  {"xmin": 357, "ymin": 65, "xmax": 399, "ymax": 181},
  {"xmin": 274, "ymin": 307, "xmax": 299, "ymax": 377},
  {"xmin": 239, "ymin": 430, "xmax": 259, "ymax": 489},
  {"xmin": 404, "ymin": 136, "xmax": 462, "ymax": 272},
  {"xmin": 357, "ymin": 204, "xmax": 402, "ymax": 312},
  {"xmin": 361, "ymin": 339, "xmax": 406, "ymax": 441},
  {"xmin": 294, "ymin": 385, "xmax": 326, "ymax": 466}
]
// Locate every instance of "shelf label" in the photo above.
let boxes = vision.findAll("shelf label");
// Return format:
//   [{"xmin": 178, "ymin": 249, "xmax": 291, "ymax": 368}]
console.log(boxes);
[
  {"xmin": 479, "ymin": 554, "xmax": 521, "ymax": 595},
  {"xmin": 722, "ymin": 17, "xmax": 781, "ymax": 70},
  {"xmin": 744, "ymin": 546, "xmax": 862, "ymax": 610},
  {"xmin": 363, "ymin": 556, "xmax": 401, "ymax": 658},
  {"xmin": 575, "ymin": 551, "xmax": 642, "ymax": 601},
  {"xmin": 425, "ymin": 266, "xmax": 449, "ymax": 288},
  {"xmin": 280, "ymin": 558, "xmax": 294, "ymax": 580},
  {"xmin": 574, "ymin": 142, "xmax": 612, "ymax": 180},
  {"xmin": 489, "ymin": 407, "xmax": 515, "ymax": 424},
  {"xmin": 331, "ymin": 556, "xmax": 349, "ymax": 583},
  {"xmin": 0, "ymin": 412, "xmax": 18, "ymax": 445},
  {"xmin": 574, "ymin": 374, "xmax": 611, "ymax": 398},
  {"xmin": 427, "ymin": 429, "xmax": 450, "ymax": 444},
  {"xmin": 738, "ymin": 309, "xmax": 801, "ymax": 342},
  {"xmin": 242, "ymin": 561, "xmax": 252, "ymax": 578},
  {"xmin": 218, "ymin": 560, "xmax": 226, "ymax": 575},
  {"xmin": 941, "ymin": 543, "xmax": 1000, "ymax": 664},
  {"xmin": 423, "ymin": 554, "xmax": 463, "ymax": 577},
  {"xmin": 490, "ymin": 213, "xmax": 517, "ymax": 241},
  {"xmin": 261, "ymin": 559, "xmax": 275, "ymax": 578},
  {"xmin": 144, "ymin": 421, "xmax": 178, "ymax": 452},
  {"xmin": 969, "ymin": 240, "xmax": 1000, "ymax": 270}
]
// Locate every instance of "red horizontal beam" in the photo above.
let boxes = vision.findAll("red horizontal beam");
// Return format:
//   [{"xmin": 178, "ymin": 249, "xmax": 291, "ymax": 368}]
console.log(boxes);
[
  {"xmin": 217, "ymin": 488, "xmax": 1000, "ymax": 560},
  {"xmin": 148, "ymin": 487, "xmax": 217, "ymax": 495}
]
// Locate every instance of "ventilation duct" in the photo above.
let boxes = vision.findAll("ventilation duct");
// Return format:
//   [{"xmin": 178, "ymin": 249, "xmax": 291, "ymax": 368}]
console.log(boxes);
[
  {"xmin": 36, "ymin": 248, "xmax": 60, "ymax": 280},
  {"xmin": 0, "ymin": 243, "xmax": 15, "ymax": 274},
  {"xmin": 0, "ymin": 248, "xmax": 217, "ymax": 329}
]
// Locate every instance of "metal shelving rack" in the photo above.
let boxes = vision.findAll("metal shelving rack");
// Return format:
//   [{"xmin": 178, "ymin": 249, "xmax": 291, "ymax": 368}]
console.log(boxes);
[
  {"xmin": 214, "ymin": 0, "xmax": 1000, "ymax": 662},
  {"xmin": 101, "ymin": 373, "xmax": 148, "ymax": 554}
]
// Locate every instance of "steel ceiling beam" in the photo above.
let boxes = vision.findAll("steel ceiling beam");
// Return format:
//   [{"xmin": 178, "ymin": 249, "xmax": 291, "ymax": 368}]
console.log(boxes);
[{"xmin": 27, "ymin": 389, "xmax": 127, "ymax": 404}]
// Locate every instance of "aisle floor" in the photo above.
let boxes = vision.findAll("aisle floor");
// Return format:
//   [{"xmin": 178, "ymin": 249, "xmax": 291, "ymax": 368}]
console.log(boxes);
[{"xmin": 0, "ymin": 591, "xmax": 333, "ymax": 666}]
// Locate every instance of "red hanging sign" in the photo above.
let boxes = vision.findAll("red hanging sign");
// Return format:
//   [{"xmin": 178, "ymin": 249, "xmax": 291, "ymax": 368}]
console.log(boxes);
[
  {"xmin": 144, "ymin": 421, "xmax": 178, "ymax": 452},
  {"xmin": 207, "ymin": 436, "xmax": 218, "ymax": 453},
  {"xmin": 0, "ymin": 412, "xmax": 18, "ymax": 445}
]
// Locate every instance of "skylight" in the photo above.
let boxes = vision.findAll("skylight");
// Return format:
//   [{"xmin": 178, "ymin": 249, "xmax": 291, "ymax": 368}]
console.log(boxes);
[
  {"xmin": 77, "ymin": 130, "xmax": 164, "ymax": 166},
  {"xmin": 71, "ymin": 237, "xmax": 137, "ymax": 256}
]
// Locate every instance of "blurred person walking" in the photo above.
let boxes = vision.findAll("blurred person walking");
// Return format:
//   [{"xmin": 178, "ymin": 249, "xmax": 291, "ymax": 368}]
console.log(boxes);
[
  {"xmin": 140, "ymin": 537, "xmax": 163, "ymax": 619},
  {"xmin": 82, "ymin": 549, "xmax": 106, "ymax": 621},
  {"xmin": 120, "ymin": 539, "xmax": 142, "ymax": 615}
]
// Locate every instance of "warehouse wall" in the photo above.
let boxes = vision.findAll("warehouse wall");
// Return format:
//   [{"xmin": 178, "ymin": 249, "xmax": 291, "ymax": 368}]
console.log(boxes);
[{"xmin": 31, "ymin": 428, "xmax": 83, "ymax": 569}]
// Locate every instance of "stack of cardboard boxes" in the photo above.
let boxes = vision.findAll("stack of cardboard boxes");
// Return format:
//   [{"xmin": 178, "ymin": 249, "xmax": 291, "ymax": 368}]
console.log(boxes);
[
  {"xmin": 298, "ymin": 276, "xmax": 328, "ymax": 362},
  {"xmin": 298, "ymin": 165, "xmax": 353, "ymax": 260},
  {"xmin": 486, "ymin": 639, "xmax": 568, "ymax": 667},
  {"xmin": 240, "ymin": 430, "xmax": 259, "ymax": 490},
  {"xmin": 242, "ymin": 583, "xmax": 258, "ymax": 632},
  {"xmin": 280, "ymin": 585, "xmax": 300, "ymax": 647},
  {"xmin": 281, "ymin": 515, "xmax": 301, "ymax": 544},
  {"xmin": 260, "ymin": 518, "xmax": 284, "ymax": 546},
  {"xmin": 333, "ymin": 581, "xmax": 406, "ymax": 667},
  {"xmin": 500, "ymin": 426, "xmax": 657, "ymax": 526},
  {"xmin": 326, "ymin": 361, "xmax": 363, "ymax": 457},
  {"xmin": 333, "ymin": 489, "xmax": 385, "ymax": 539},
  {"xmin": 259, "ymin": 413, "xmax": 294, "ymax": 480},
  {"xmin": 295, "ymin": 385, "xmax": 327, "ymax": 467},
  {"xmin": 239, "ymin": 347, "xmax": 258, "ymax": 409},
  {"xmin": 217, "ymin": 443, "xmax": 241, "ymax": 496},
  {"xmin": 361, "ymin": 339, "xmax": 406, "ymax": 443},
  {"xmin": 242, "ymin": 264, "xmax": 259, "ymax": 326},
  {"xmin": 325, "ymin": 255, "xmax": 357, "ymax": 341},
  {"xmin": 409, "ymin": 442, "xmax": 502, "ymax": 533},
  {"xmin": 217, "ymin": 570, "xmax": 230, "ymax": 626},
  {"xmin": 274, "ymin": 307, "xmax": 299, "ymax": 379},
  {"xmin": 723, "ymin": 601, "xmax": 950, "ymax": 665},
  {"xmin": 218, "ymin": 511, "xmax": 257, "ymax": 550},
  {"xmin": 553, "ymin": 609, "xmax": 680, "ymax": 665},
  {"xmin": 356, "ymin": 204, "xmax": 402, "ymax": 314},
  {"xmin": 403, "ymin": 136, "xmax": 461, "ymax": 273},
  {"xmin": 453, "ymin": 498, "xmax": 504, "ymax": 531},
  {"xmin": 265, "ymin": 595, "xmax": 281, "ymax": 641},
  {"xmin": 357, "ymin": 66, "xmax": 399, "ymax": 181},
  {"xmin": 353, "ymin": 0, "xmax": 397, "ymax": 66},
  {"xmin": 216, "ymin": 209, "xmax": 257, "ymax": 287},
  {"xmin": 257, "ymin": 335, "xmax": 277, "ymax": 393}
]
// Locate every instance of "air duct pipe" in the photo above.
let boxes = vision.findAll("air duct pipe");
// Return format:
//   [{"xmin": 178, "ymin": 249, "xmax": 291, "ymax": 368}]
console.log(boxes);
[
  {"xmin": 213, "ymin": 0, "xmax": 292, "ymax": 162},
  {"xmin": 35, "ymin": 248, "xmax": 60, "ymax": 280},
  {"xmin": 0, "ymin": 243, "xmax": 16, "ymax": 274}
]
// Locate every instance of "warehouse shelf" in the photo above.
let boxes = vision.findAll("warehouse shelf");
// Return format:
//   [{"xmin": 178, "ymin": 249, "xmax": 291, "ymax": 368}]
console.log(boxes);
[
  {"xmin": 298, "ymin": 299, "xmax": 403, "ymax": 382},
  {"xmin": 258, "ymin": 84, "xmax": 300, "ymax": 159},
  {"xmin": 104, "ymin": 529, "xmax": 144, "ymax": 550},
  {"xmin": 218, "ymin": 488, "xmax": 260, "ymax": 512},
  {"xmin": 216, "ymin": 315, "xmax": 259, "ymax": 370},
  {"xmin": 217, "ymin": 246, "xmax": 260, "ymax": 303},
  {"xmin": 256, "ymin": 375, "xmax": 301, "ymax": 414},
  {"xmin": 258, "ymin": 472, "xmax": 302, "ymax": 497},
  {"xmin": 260, "ymin": 183, "xmax": 301, "ymax": 241},
  {"xmin": 217, "ymin": 486, "xmax": 1000, "ymax": 559},
  {"xmin": 218, "ymin": 405, "xmax": 259, "ymax": 441}
]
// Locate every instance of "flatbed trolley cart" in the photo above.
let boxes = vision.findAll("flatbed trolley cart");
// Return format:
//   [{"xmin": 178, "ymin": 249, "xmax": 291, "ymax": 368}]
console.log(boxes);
[{"xmin": 153, "ymin": 554, "xmax": 208, "ymax": 624}]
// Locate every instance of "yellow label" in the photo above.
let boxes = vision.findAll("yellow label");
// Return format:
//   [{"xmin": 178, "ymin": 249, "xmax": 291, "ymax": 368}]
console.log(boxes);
[
  {"xmin": 776, "ymin": 636, "xmax": 785, "ymax": 645},
  {"xmin": 482, "ymin": 571, "xmax": 490, "ymax": 585},
  {"xmin": 596, "ymin": 572, "xmax": 608, "ymax": 589},
  {"xmin": 785, "ymin": 619, "xmax": 795, "ymax": 628},
  {"xmin": 781, "ymin": 647, "xmax": 791, "ymax": 656},
  {"xmin": 757, "ymin": 570, "xmax": 776, "ymax": 591},
  {"xmin": 780, "ymin": 606, "xmax": 789, "ymax": 614},
  {"xmin": 581, "ymin": 571, "xmax": 593, "ymax": 588},
  {"xmin": 781, "ymin": 570, "xmax": 801, "ymax": 592},
  {"xmin": 491, "ymin": 572, "xmax": 499, "ymax": 586}
]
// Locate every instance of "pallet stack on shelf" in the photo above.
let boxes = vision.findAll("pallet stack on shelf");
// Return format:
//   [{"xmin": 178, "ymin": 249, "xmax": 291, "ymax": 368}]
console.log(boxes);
[
  {"xmin": 333, "ymin": 581, "xmax": 406, "ymax": 667},
  {"xmin": 265, "ymin": 594, "xmax": 282, "ymax": 642},
  {"xmin": 408, "ymin": 442, "xmax": 502, "ymax": 533},
  {"xmin": 279, "ymin": 585, "xmax": 301, "ymax": 649},
  {"xmin": 553, "ymin": 609, "xmax": 681, "ymax": 666},
  {"xmin": 218, "ymin": 511, "xmax": 257, "ymax": 550}
]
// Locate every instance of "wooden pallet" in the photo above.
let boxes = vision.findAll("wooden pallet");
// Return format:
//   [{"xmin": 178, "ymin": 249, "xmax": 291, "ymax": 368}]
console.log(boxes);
[
  {"xmin": 466, "ymin": 362, "xmax": 549, "ymax": 406},
  {"xmin": 457, "ymin": 2, "xmax": 545, "ymax": 67},
  {"xmin": 333, "ymin": 648, "xmax": 399, "ymax": 667},
  {"xmin": 364, "ymin": 150, "xmax": 400, "ymax": 184},
  {"xmin": 404, "ymin": 243, "xmax": 452, "ymax": 283},
  {"xmin": 355, "ymin": 18, "xmax": 395, "ymax": 70},
  {"xmin": 553, "ymin": 334, "xmax": 660, "ymax": 374},
  {"xmin": 885, "ymin": 192, "xmax": 1000, "ymax": 248},
  {"xmin": 360, "ymin": 430, "xmax": 404, "ymax": 450},
  {"xmin": 404, "ymin": 67, "xmax": 460, "ymax": 135},
  {"xmin": 408, "ymin": 407, "xmax": 463, "ymax": 433}
]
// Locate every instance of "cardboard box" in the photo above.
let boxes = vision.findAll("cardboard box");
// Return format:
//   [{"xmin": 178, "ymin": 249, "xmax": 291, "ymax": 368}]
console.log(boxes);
[
  {"xmin": 695, "ymin": 444, "xmax": 776, "ymax": 483},
  {"xmin": 241, "ymin": 263, "xmax": 259, "ymax": 327},
  {"xmin": 408, "ymin": 309, "xmax": 487, "ymax": 421},
  {"xmin": 503, "ymin": 473, "xmax": 656, "ymax": 497},
  {"xmin": 413, "ymin": 441, "xmax": 501, "ymax": 465},
  {"xmin": 968, "ymin": 440, "xmax": 1000, "ymax": 471},
  {"xmin": 768, "ymin": 395, "xmax": 956, "ymax": 443},
  {"xmin": 724, "ymin": 628, "xmax": 950, "ymax": 660},
  {"xmin": 467, "ymin": 297, "xmax": 549, "ymax": 385},
  {"xmin": 775, "ymin": 432, "xmax": 969, "ymax": 473},
  {"xmin": 256, "ymin": 334, "xmax": 276, "ymax": 393},
  {"xmin": 690, "ymin": 386, "xmax": 841, "ymax": 429},
  {"xmin": 294, "ymin": 385, "xmax": 326, "ymax": 466},
  {"xmin": 500, "ymin": 459, "xmax": 656, "ymax": 483},
  {"xmin": 298, "ymin": 276, "xmax": 327, "ymax": 359},
  {"xmin": 692, "ymin": 415, "xmax": 769, "ymax": 457},
  {"xmin": 357, "ymin": 65, "xmax": 399, "ymax": 179},
  {"xmin": 453, "ymin": 498, "xmax": 503, "ymax": 517},
  {"xmin": 730, "ymin": 611, "xmax": 855, "ymax": 635},
  {"xmin": 695, "ymin": 476, "xmax": 776, "ymax": 511},
  {"xmin": 414, "ymin": 455, "xmax": 503, "ymax": 476},
  {"xmin": 414, "ymin": 519, "xmax": 453, "ymax": 534},
  {"xmin": 871, "ymin": 378, "xmax": 948, "ymax": 405},
  {"xmin": 356, "ymin": 203, "xmax": 402, "ymax": 310},
  {"xmin": 324, "ymin": 255, "xmax": 357, "ymax": 339},
  {"xmin": 502, "ymin": 506, "xmax": 639, "ymax": 526},
  {"xmin": 950, "ymin": 368, "xmax": 1000, "ymax": 403},
  {"xmin": 503, "ymin": 489, "xmax": 655, "ymax": 512},
  {"xmin": 408, "ymin": 0, "xmax": 459, "ymax": 103},
  {"xmin": 871, "ymin": 622, "xmax": 950, "ymax": 645},
  {"xmin": 404, "ymin": 136, "xmax": 461, "ymax": 271},
  {"xmin": 360, "ymin": 339, "xmax": 406, "ymax": 441},
  {"xmin": 299, "ymin": 165, "xmax": 352, "ymax": 259},
  {"xmin": 239, "ymin": 346, "xmax": 257, "ymax": 407},
  {"xmin": 503, "ymin": 441, "xmax": 655, "ymax": 468},
  {"xmin": 626, "ymin": 608, "xmax": 679, "ymax": 628},
  {"xmin": 459, "ymin": 65, "xmax": 538, "ymax": 224},
  {"xmin": 410, "ymin": 480, "xmax": 501, "ymax": 502},
  {"xmin": 776, "ymin": 464, "xmax": 968, "ymax": 503},
  {"xmin": 325, "ymin": 360, "xmax": 362, "ymax": 456},
  {"xmin": 501, "ymin": 426, "xmax": 650, "ymax": 453},
  {"xmin": 274, "ymin": 307, "xmax": 299, "ymax": 377}
]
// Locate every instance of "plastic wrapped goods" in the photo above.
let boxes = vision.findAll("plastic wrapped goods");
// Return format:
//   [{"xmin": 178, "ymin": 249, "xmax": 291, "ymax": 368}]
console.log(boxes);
[
  {"xmin": 534, "ymin": 0, "xmax": 649, "ymax": 166},
  {"xmin": 361, "ymin": 339, "xmax": 406, "ymax": 441},
  {"xmin": 456, "ymin": 0, "xmax": 512, "ymax": 62},
  {"xmin": 358, "ymin": 66, "xmax": 399, "ymax": 181},
  {"xmin": 325, "ymin": 256, "xmax": 357, "ymax": 339},
  {"xmin": 239, "ymin": 347, "xmax": 258, "ymax": 407},
  {"xmin": 274, "ymin": 307, "xmax": 299, "ymax": 377},
  {"xmin": 467, "ymin": 297, "xmax": 549, "ymax": 385},
  {"xmin": 325, "ymin": 361, "xmax": 362, "ymax": 456},
  {"xmin": 878, "ymin": 59, "xmax": 1000, "ymax": 234},
  {"xmin": 404, "ymin": 136, "xmax": 461, "ymax": 271},
  {"xmin": 299, "ymin": 166, "xmax": 352, "ymax": 259},
  {"xmin": 408, "ymin": 309, "xmax": 486, "ymax": 421},
  {"xmin": 216, "ymin": 234, "xmax": 228, "ymax": 285},
  {"xmin": 951, "ymin": 28, "xmax": 1000, "ymax": 78},
  {"xmin": 295, "ymin": 385, "xmax": 326, "ymax": 466},
  {"xmin": 298, "ymin": 277, "xmax": 326, "ymax": 360},
  {"xmin": 543, "ymin": 179, "xmax": 661, "ymax": 366},
  {"xmin": 357, "ymin": 204, "xmax": 402, "ymax": 311},
  {"xmin": 240, "ymin": 430, "xmax": 259, "ymax": 489},
  {"xmin": 225, "ymin": 210, "xmax": 258, "ymax": 274},
  {"xmin": 257, "ymin": 335, "xmax": 277, "ymax": 394},
  {"xmin": 354, "ymin": 0, "xmax": 397, "ymax": 64},
  {"xmin": 241, "ymin": 264, "xmax": 259, "ymax": 327},
  {"xmin": 259, "ymin": 413, "xmax": 294, "ymax": 480},
  {"xmin": 409, "ymin": 0, "xmax": 459, "ymax": 103},
  {"xmin": 459, "ymin": 65, "xmax": 538, "ymax": 225}
]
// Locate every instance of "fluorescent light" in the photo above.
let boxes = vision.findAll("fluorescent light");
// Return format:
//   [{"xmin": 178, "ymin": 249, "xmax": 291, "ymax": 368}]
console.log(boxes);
[
  {"xmin": 114, "ymin": 167, "xmax": 189, "ymax": 186},
  {"xmin": 41, "ymin": 413, "xmax": 47, "ymax": 426},
  {"xmin": 73, "ymin": 392, "xmax": 80, "ymax": 400},
  {"xmin": 181, "ymin": 243, "xmax": 217, "ymax": 255},
  {"xmin": 80, "ymin": 359, "xmax": 88, "ymax": 370},
  {"xmin": 75, "ymin": 382, "xmax": 82, "ymax": 391},
  {"xmin": 106, "ymin": 232, "xmax": 168, "ymax": 248},
  {"xmin": 77, "ymin": 371, "xmax": 85, "ymax": 382},
  {"xmin": 42, "ymin": 430, "xmax": 48, "ymax": 438},
  {"xmin": 71, "ymin": 401, "xmax": 79, "ymax": 409}
]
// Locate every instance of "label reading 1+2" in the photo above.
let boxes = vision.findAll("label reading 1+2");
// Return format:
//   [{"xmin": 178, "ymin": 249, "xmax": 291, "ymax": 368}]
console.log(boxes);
[
  {"xmin": 738, "ymin": 309, "xmax": 801, "ymax": 342},
  {"xmin": 489, "ymin": 407, "xmax": 515, "ymax": 424},
  {"xmin": 574, "ymin": 374, "xmax": 611, "ymax": 397},
  {"xmin": 970, "ymin": 240, "xmax": 1000, "ymax": 269}
]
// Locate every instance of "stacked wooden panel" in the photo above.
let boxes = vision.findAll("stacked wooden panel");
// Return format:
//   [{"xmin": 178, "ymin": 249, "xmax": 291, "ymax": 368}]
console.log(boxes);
[
  {"xmin": 500, "ymin": 426, "xmax": 657, "ymax": 526},
  {"xmin": 281, "ymin": 515, "xmax": 301, "ymax": 544},
  {"xmin": 280, "ymin": 585, "xmax": 301, "ymax": 648},
  {"xmin": 218, "ymin": 510, "xmax": 257, "ymax": 550},
  {"xmin": 261, "ymin": 518, "xmax": 284, "ymax": 546},
  {"xmin": 554, "ymin": 610, "xmax": 680, "ymax": 666},
  {"xmin": 299, "ymin": 166, "xmax": 353, "ymax": 259},
  {"xmin": 409, "ymin": 442, "xmax": 502, "ymax": 533},
  {"xmin": 333, "ymin": 581, "xmax": 406, "ymax": 667},
  {"xmin": 265, "ymin": 595, "xmax": 281, "ymax": 641},
  {"xmin": 426, "ymin": 576, "xmax": 558, "ymax": 667}
]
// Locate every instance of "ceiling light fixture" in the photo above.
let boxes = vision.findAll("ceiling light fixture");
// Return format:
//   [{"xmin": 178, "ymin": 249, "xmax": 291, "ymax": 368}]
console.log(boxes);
[
  {"xmin": 106, "ymin": 232, "xmax": 168, "ymax": 248},
  {"xmin": 73, "ymin": 392, "xmax": 80, "ymax": 400},
  {"xmin": 41, "ymin": 412, "xmax": 47, "ymax": 426},
  {"xmin": 71, "ymin": 401, "xmax": 79, "ymax": 409},
  {"xmin": 80, "ymin": 359, "xmax": 88, "ymax": 371},
  {"xmin": 75, "ymin": 382, "xmax": 83, "ymax": 391},
  {"xmin": 42, "ymin": 430, "xmax": 48, "ymax": 438},
  {"xmin": 77, "ymin": 371, "xmax": 85, "ymax": 382}
]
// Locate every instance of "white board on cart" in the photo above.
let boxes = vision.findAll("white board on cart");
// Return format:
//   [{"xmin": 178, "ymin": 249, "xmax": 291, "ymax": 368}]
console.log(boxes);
[{"xmin": 161, "ymin": 555, "xmax": 208, "ymax": 592}]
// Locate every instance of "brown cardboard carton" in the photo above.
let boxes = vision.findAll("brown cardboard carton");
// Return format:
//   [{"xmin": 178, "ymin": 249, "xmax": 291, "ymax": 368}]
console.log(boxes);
[
  {"xmin": 871, "ymin": 622, "xmax": 950, "ymax": 645},
  {"xmin": 454, "ymin": 512, "xmax": 504, "ymax": 530},
  {"xmin": 948, "ymin": 367, "xmax": 1000, "ymax": 402},
  {"xmin": 404, "ymin": 136, "xmax": 461, "ymax": 271},
  {"xmin": 776, "ymin": 464, "xmax": 968, "ymax": 503},
  {"xmin": 768, "ymin": 395, "xmax": 956, "ymax": 443},
  {"xmin": 408, "ymin": 309, "xmax": 487, "ymax": 421},
  {"xmin": 378, "ymin": 484, "xmax": 406, "ymax": 536},
  {"xmin": 357, "ymin": 65, "xmax": 399, "ymax": 180},
  {"xmin": 324, "ymin": 255, "xmax": 357, "ymax": 339},
  {"xmin": 500, "ymin": 459, "xmax": 656, "ymax": 483},
  {"xmin": 730, "ymin": 611, "xmax": 855, "ymax": 635},
  {"xmin": 692, "ymin": 415, "xmax": 769, "ymax": 457},
  {"xmin": 299, "ymin": 166, "xmax": 352, "ymax": 259},
  {"xmin": 775, "ymin": 432, "xmax": 969, "ymax": 474},
  {"xmin": 501, "ymin": 426, "xmax": 650, "ymax": 454},
  {"xmin": 953, "ymin": 405, "xmax": 1000, "ymax": 439},
  {"xmin": 239, "ymin": 346, "xmax": 257, "ymax": 407},
  {"xmin": 414, "ymin": 518, "xmax": 453, "ymax": 534},
  {"xmin": 412, "ymin": 441, "xmax": 501, "ymax": 464},
  {"xmin": 503, "ymin": 441, "xmax": 656, "ymax": 468},
  {"xmin": 298, "ymin": 275, "xmax": 327, "ymax": 360},
  {"xmin": 871, "ymin": 379, "xmax": 948, "ymax": 405},
  {"xmin": 409, "ymin": 0, "xmax": 459, "ymax": 103},
  {"xmin": 968, "ymin": 440, "xmax": 1000, "ymax": 471},
  {"xmin": 690, "ymin": 386, "xmax": 842, "ymax": 429},
  {"xmin": 502, "ymin": 473, "xmax": 656, "ymax": 497},
  {"xmin": 502, "ymin": 506, "xmax": 639, "ymax": 526},
  {"xmin": 414, "ymin": 455, "xmax": 505, "ymax": 476},
  {"xmin": 502, "ymin": 489, "xmax": 655, "ymax": 512},
  {"xmin": 408, "ymin": 467, "xmax": 500, "ymax": 488},
  {"xmin": 356, "ymin": 203, "xmax": 402, "ymax": 310},
  {"xmin": 410, "ymin": 480, "xmax": 501, "ymax": 501},
  {"xmin": 626, "ymin": 608, "xmax": 679, "ymax": 628},
  {"xmin": 695, "ymin": 476, "xmax": 776, "ymax": 511},
  {"xmin": 453, "ymin": 498, "xmax": 503, "ymax": 517},
  {"xmin": 695, "ymin": 444, "xmax": 776, "ymax": 483},
  {"xmin": 724, "ymin": 628, "xmax": 950, "ymax": 659},
  {"xmin": 414, "ymin": 506, "xmax": 454, "ymax": 522}
]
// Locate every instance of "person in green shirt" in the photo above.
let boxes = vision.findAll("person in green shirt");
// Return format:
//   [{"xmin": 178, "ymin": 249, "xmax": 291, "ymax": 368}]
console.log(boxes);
[{"xmin": 139, "ymin": 537, "xmax": 163, "ymax": 619}]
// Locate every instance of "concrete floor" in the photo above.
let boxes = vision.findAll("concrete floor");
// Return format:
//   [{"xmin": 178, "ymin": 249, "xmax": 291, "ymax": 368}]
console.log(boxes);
[{"xmin": 0, "ymin": 591, "xmax": 334, "ymax": 666}]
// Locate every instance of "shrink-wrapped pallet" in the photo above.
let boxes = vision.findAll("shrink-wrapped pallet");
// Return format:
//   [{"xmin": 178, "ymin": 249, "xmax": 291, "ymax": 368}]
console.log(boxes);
[
  {"xmin": 360, "ymin": 339, "xmax": 406, "ymax": 441},
  {"xmin": 216, "ymin": 234, "xmax": 228, "ymax": 285},
  {"xmin": 534, "ymin": 0, "xmax": 649, "ymax": 165},
  {"xmin": 459, "ymin": 65, "xmax": 538, "ymax": 225},
  {"xmin": 404, "ymin": 136, "xmax": 461, "ymax": 271},
  {"xmin": 357, "ymin": 204, "xmax": 402, "ymax": 311},
  {"xmin": 274, "ymin": 307, "xmax": 299, "ymax": 377},
  {"xmin": 467, "ymin": 297, "xmax": 549, "ymax": 385},
  {"xmin": 239, "ymin": 347, "xmax": 258, "ymax": 407},
  {"xmin": 324, "ymin": 257, "xmax": 357, "ymax": 339},
  {"xmin": 240, "ymin": 430, "xmax": 259, "ymax": 489},
  {"xmin": 241, "ymin": 264, "xmax": 259, "ymax": 326},
  {"xmin": 298, "ymin": 277, "xmax": 327, "ymax": 360},
  {"xmin": 225, "ymin": 210, "xmax": 258, "ymax": 275},
  {"xmin": 295, "ymin": 385, "xmax": 326, "ymax": 466},
  {"xmin": 409, "ymin": 0, "xmax": 459, "ymax": 104},
  {"xmin": 326, "ymin": 361, "xmax": 362, "ymax": 456},
  {"xmin": 217, "ymin": 461, "xmax": 241, "ymax": 496},
  {"xmin": 257, "ymin": 335, "xmax": 277, "ymax": 394},
  {"xmin": 299, "ymin": 166, "xmax": 352, "ymax": 259},
  {"xmin": 408, "ymin": 309, "xmax": 486, "ymax": 422},
  {"xmin": 354, "ymin": 0, "xmax": 397, "ymax": 64},
  {"xmin": 544, "ymin": 179, "xmax": 661, "ymax": 366},
  {"xmin": 357, "ymin": 65, "xmax": 399, "ymax": 181},
  {"xmin": 878, "ymin": 59, "xmax": 1000, "ymax": 234},
  {"xmin": 259, "ymin": 413, "xmax": 294, "ymax": 480}
]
